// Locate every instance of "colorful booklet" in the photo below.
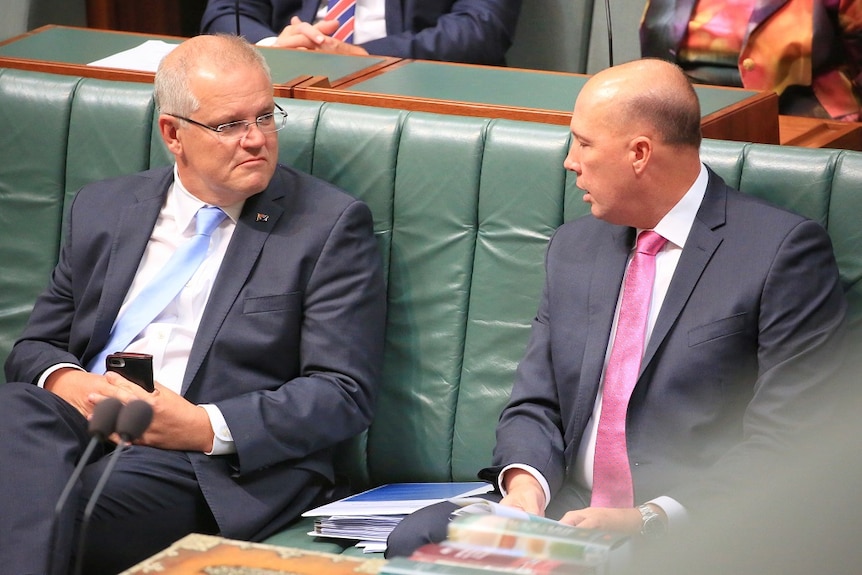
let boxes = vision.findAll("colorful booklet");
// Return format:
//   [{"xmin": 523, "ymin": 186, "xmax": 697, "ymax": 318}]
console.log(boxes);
[
  {"xmin": 408, "ymin": 541, "xmax": 603, "ymax": 574},
  {"xmin": 446, "ymin": 514, "xmax": 631, "ymax": 571}
]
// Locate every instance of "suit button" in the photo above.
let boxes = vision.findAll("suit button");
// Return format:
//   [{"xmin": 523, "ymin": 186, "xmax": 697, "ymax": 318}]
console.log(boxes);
[{"xmin": 742, "ymin": 58, "xmax": 756, "ymax": 71}]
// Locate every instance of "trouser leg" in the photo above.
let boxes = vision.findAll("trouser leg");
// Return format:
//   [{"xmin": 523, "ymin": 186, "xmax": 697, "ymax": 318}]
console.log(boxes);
[
  {"xmin": 73, "ymin": 446, "xmax": 218, "ymax": 575},
  {"xmin": 0, "ymin": 382, "xmax": 95, "ymax": 575}
]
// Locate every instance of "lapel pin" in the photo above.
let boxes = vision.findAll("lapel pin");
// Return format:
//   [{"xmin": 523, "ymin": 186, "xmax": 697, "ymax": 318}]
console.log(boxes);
[{"xmin": 255, "ymin": 213, "xmax": 270, "ymax": 222}]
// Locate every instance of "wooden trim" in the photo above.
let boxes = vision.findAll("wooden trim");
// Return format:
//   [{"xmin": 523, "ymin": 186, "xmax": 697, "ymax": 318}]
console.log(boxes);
[
  {"xmin": 293, "ymin": 80, "xmax": 572, "ymax": 125},
  {"xmin": 700, "ymin": 89, "xmax": 780, "ymax": 145},
  {"xmin": 779, "ymin": 115, "xmax": 862, "ymax": 151}
]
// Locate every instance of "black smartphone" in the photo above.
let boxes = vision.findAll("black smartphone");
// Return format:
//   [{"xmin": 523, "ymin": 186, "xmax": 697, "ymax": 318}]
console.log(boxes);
[{"xmin": 106, "ymin": 352, "xmax": 154, "ymax": 392}]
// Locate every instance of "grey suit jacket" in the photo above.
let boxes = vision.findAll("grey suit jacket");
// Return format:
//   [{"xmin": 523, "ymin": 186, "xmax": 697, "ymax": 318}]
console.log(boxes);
[
  {"xmin": 481, "ymin": 168, "xmax": 847, "ymax": 515},
  {"xmin": 5, "ymin": 164, "xmax": 386, "ymax": 538}
]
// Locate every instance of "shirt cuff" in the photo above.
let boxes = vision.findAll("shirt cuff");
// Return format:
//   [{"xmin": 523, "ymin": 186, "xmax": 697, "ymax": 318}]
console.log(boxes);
[
  {"xmin": 498, "ymin": 464, "xmax": 552, "ymax": 511},
  {"xmin": 199, "ymin": 404, "xmax": 237, "ymax": 455},
  {"xmin": 648, "ymin": 495, "xmax": 687, "ymax": 533},
  {"xmin": 37, "ymin": 363, "xmax": 84, "ymax": 388},
  {"xmin": 256, "ymin": 37, "xmax": 277, "ymax": 47}
]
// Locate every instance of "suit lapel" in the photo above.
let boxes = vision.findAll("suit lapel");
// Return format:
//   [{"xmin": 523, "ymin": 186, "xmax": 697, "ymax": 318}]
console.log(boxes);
[
  {"xmin": 181, "ymin": 180, "xmax": 286, "ymax": 393},
  {"xmin": 641, "ymin": 171, "xmax": 728, "ymax": 373},
  {"xmin": 573, "ymin": 225, "xmax": 632, "ymax": 427},
  {"xmin": 84, "ymin": 170, "xmax": 171, "ymax": 361}
]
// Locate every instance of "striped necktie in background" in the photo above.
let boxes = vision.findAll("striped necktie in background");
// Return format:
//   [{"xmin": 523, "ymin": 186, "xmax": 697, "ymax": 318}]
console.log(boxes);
[{"xmin": 325, "ymin": 0, "xmax": 357, "ymax": 43}]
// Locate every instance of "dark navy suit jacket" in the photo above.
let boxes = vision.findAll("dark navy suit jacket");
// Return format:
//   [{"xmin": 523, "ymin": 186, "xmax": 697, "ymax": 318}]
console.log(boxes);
[
  {"xmin": 480, "ymin": 169, "xmax": 847, "ymax": 515},
  {"xmin": 201, "ymin": 0, "xmax": 522, "ymax": 66},
  {"xmin": 5, "ymin": 164, "xmax": 386, "ymax": 538}
]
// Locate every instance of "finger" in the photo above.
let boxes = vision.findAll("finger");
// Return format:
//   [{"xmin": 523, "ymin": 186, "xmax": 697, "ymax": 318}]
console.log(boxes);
[
  {"xmin": 274, "ymin": 36, "xmax": 320, "ymax": 50},
  {"xmin": 275, "ymin": 18, "xmax": 324, "ymax": 48},
  {"xmin": 559, "ymin": 511, "xmax": 586, "ymax": 526},
  {"xmin": 498, "ymin": 497, "xmax": 525, "ymax": 511},
  {"xmin": 104, "ymin": 371, "xmax": 155, "ymax": 396},
  {"xmin": 86, "ymin": 392, "xmax": 111, "ymax": 407},
  {"xmin": 293, "ymin": 23, "xmax": 327, "ymax": 45},
  {"xmin": 313, "ymin": 19, "xmax": 340, "ymax": 35}
]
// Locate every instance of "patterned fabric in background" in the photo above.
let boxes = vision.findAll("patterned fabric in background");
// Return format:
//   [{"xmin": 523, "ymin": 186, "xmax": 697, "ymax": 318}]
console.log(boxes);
[{"xmin": 641, "ymin": 0, "xmax": 862, "ymax": 121}]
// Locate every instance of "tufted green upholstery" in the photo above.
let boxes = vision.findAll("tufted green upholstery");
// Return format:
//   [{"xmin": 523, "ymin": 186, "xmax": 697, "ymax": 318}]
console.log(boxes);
[{"xmin": 1, "ymin": 69, "xmax": 860, "ymax": 556}]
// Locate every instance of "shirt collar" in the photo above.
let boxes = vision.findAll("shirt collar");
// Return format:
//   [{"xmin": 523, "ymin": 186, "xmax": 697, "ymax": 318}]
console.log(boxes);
[
  {"xmin": 171, "ymin": 165, "xmax": 245, "ymax": 231},
  {"xmin": 645, "ymin": 162, "xmax": 709, "ymax": 250}
]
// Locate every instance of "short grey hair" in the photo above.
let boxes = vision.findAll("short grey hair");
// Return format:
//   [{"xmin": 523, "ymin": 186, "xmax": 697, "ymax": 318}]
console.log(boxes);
[{"xmin": 154, "ymin": 34, "xmax": 272, "ymax": 117}]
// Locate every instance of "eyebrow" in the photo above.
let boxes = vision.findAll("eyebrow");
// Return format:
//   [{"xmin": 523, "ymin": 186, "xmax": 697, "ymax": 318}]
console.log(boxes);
[{"xmin": 212, "ymin": 104, "xmax": 277, "ymax": 125}]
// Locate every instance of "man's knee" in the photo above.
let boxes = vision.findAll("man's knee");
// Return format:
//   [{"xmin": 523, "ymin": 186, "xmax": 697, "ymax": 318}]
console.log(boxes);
[{"xmin": 0, "ymin": 381, "xmax": 86, "ymax": 435}]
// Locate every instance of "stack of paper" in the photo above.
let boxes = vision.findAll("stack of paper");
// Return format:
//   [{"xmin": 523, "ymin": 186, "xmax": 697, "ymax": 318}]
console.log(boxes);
[
  {"xmin": 303, "ymin": 482, "xmax": 493, "ymax": 553},
  {"xmin": 88, "ymin": 40, "xmax": 179, "ymax": 72}
]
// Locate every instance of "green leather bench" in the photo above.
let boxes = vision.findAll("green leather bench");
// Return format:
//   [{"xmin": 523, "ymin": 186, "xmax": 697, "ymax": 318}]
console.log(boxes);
[{"xmin": 1, "ymin": 68, "xmax": 860, "ymax": 555}]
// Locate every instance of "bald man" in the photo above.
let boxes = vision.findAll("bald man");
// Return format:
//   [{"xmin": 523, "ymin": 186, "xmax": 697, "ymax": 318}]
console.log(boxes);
[
  {"xmin": 386, "ymin": 58, "xmax": 846, "ymax": 557},
  {"xmin": 0, "ymin": 35, "xmax": 385, "ymax": 574}
]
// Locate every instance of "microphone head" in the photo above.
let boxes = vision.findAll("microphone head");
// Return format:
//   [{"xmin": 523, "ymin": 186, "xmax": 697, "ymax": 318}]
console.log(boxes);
[
  {"xmin": 115, "ymin": 400, "xmax": 154, "ymax": 441},
  {"xmin": 88, "ymin": 397, "xmax": 123, "ymax": 438}
]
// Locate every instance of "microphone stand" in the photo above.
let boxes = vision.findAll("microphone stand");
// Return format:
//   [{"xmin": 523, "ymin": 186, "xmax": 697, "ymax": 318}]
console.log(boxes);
[
  {"xmin": 45, "ymin": 397, "xmax": 122, "ymax": 575},
  {"xmin": 604, "ymin": 0, "xmax": 614, "ymax": 67},
  {"xmin": 71, "ymin": 400, "xmax": 153, "ymax": 575}
]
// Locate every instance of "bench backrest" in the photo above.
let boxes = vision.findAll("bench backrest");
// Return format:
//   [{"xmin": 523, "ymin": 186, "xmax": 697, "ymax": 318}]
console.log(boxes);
[{"xmin": 1, "ymin": 69, "xmax": 859, "ymax": 489}]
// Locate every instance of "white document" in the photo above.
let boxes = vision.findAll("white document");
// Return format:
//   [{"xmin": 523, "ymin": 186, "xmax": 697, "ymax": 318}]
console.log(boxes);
[
  {"xmin": 88, "ymin": 40, "xmax": 179, "ymax": 72},
  {"xmin": 449, "ymin": 497, "xmax": 563, "ymax": 526}
]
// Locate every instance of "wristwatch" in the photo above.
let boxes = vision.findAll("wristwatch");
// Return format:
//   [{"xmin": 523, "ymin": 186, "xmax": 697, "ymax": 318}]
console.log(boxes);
[{"xmin": 637, "ymin": 504, "xmax": 667, "ymax": 538}]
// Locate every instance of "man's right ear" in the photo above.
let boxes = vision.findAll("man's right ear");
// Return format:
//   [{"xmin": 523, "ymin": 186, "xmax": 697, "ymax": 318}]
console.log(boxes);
[{"xmin": 158, "ymin": 115, "xmax": 183, "ymax": 155}]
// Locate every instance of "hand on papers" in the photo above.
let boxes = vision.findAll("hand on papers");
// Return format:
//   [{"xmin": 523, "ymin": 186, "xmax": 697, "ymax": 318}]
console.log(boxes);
[
  {"xmin": 559, "ymin": 507, "xmax": 644, "ymax": 534},
  {"xmin": 273, "ymin": 16, "xmax": 369, "ymax": 56},
  {"xmin": 500, "ymin": 468, "xmax": 547, "ymax": 515},
  {"xmin": 450, "ymin": 498, "xmax": 562, "ymax": 526}
]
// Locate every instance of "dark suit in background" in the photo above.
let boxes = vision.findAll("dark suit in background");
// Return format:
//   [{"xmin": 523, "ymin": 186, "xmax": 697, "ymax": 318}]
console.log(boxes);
[{"xmin": 201, "ymin": 0, "xmax": 522, "ymax": 65}]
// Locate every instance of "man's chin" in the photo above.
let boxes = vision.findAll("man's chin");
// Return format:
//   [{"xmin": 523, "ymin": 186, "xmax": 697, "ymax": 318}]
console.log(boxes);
[{"xmin": 237, "ymin": 167, "xmax": 275, "ymax": 193}]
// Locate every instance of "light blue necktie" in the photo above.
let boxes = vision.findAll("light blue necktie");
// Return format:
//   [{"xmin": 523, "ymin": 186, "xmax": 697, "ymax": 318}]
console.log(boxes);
[{"xmin": 88, "ymin": 206, "xmax": 227, "ymax": 374}]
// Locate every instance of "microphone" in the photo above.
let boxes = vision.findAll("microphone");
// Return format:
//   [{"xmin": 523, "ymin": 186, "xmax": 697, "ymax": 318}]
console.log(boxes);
[
  {"xmin": 46, "ymin": 397, "xmax": 123, "ymax": 575},
  {"xmin": 604, "ymin": 0, "xmax": 614, "ymax": 67},
  {"xmin": 72, "ymin": 400, "xmax": 154, "ymax": 575},
  {"xmin": 235, "ymin": 0, "xmax": 242, "ymax": 38}
]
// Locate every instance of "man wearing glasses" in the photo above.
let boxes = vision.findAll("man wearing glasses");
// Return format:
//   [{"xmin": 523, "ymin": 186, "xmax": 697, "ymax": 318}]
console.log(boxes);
[{"xmin": 0, "ymin": 34, "xmax": 386, "ymax": 574}]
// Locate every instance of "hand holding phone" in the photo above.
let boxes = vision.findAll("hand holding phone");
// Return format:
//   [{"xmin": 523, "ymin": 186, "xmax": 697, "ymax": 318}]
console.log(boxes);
[{"xmin": 106, "ymin": 352, "xmax": 154, "ymax": 392}]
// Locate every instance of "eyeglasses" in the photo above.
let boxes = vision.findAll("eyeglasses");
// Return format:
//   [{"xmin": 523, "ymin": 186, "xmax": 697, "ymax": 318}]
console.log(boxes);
[{"xmin": 166, "ymin": 103, "xmax": 288, "ymax": 141}]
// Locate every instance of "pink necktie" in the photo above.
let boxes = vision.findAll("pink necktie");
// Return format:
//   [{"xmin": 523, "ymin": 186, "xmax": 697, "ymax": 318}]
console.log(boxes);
[
  {"xmin": 591, "ymin": 231, "xmax": 667, "ymax": 508},
  {"xmin": 325, "ymin": 0, "xmax": 356, "ymax": 43}
]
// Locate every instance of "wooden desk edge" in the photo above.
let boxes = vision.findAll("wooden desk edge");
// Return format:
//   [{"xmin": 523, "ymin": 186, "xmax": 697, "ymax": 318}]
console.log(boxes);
[
  {"xmin": 1, "ymin": 29, "xmax": 785, "ymax": 147},
  {"xmin": 0, "ymin": 26, "xmax": 395, "ymax": 97},
  {"xmin": 701, "ymin": 89, "xmax": 779, "ymax": 145},
  {"xmin": 0, "ymin": 25, "xmax": 179, "ymax": 84},
  {"xmin": 779, "ymin": 115, "xmax": 862, "ymax": 151},
  {"xmin": 293, "ymin": 83, "xmax": 573, "ymax": 125}
]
